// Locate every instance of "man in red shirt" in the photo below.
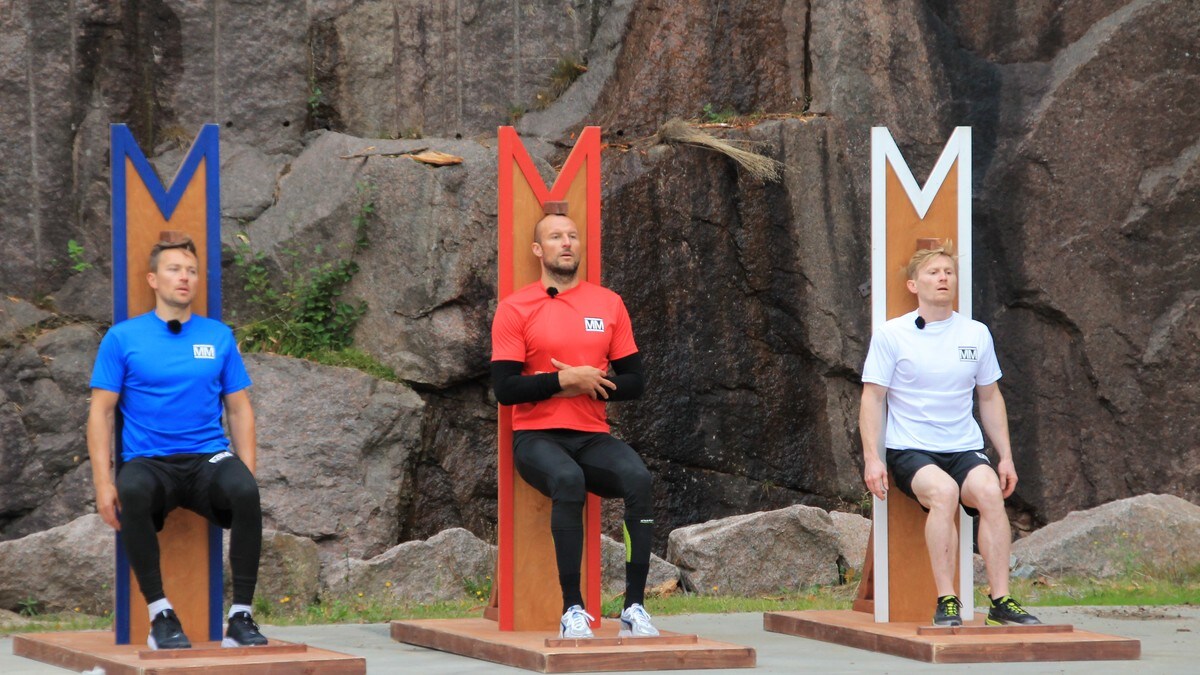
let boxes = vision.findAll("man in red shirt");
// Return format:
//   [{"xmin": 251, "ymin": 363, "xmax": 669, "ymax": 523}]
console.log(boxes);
[{"xmin": 491, "ymin": 202, "xmax": 657, "ymax": 639}]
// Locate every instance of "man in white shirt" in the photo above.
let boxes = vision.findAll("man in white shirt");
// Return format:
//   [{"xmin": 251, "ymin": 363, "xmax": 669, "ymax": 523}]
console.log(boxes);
[{"xmin": 860, "ymin": 243, "xmax": 1041, "ymax": 627}]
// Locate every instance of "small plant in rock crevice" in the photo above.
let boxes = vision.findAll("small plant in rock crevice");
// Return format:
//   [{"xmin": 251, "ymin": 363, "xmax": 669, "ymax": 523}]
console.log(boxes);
[{"xmin": 231, "ymin": 184, "xmax": 375, "ymax": 360}]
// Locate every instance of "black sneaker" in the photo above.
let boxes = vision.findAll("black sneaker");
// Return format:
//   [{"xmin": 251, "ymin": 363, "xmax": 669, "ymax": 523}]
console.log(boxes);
[
  {"xmin": 986, "ymin": 595, "xmax": 1042, "ymax": 625},
  {"xmin": 148, "ymin": 609, "xmax": 191, "ymax": 650},
  {"xmin": 223, "ymin": 611, "xmax": 269, "ymax": 647},
  {"xmin": 933, "ymin": 595, "xmax": 963, "ymax": 626}
]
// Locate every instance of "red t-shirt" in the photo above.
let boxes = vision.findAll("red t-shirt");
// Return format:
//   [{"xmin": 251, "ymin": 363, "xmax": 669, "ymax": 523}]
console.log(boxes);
[{"xmin": 491, "ymin": 280, "xmax": 638, "ymax": 432}]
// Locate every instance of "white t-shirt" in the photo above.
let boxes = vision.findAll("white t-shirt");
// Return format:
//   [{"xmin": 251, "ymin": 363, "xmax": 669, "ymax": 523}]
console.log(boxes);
[{"xmin": 862, "ymin": 310, "xmax": 1001, "ymax": 452}]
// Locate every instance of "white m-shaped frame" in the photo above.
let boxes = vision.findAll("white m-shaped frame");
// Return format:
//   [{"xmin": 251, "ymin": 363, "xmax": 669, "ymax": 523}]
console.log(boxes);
[{"xmin": 869, "ymin": 126, "xmax": 974, "ymax": 623}]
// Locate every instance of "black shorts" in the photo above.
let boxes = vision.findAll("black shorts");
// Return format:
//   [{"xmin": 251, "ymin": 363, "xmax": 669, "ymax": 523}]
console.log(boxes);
[
  {"xmin": 116, "ymin": 450, "xmax": 250, "ymax": 530},
  {"xmin": 886, "ymin": 448, "xmax": 994, "ymax": 518}
]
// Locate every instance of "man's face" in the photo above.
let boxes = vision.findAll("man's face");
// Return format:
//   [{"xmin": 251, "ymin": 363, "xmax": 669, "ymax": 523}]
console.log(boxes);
[
  {"xmin": 148, "ymin": 248, "xmax": 199, "ymax": 309},
  {"xmin": 906, "ymin": 254, "xmax": 956, "ymax": 306},
  {"xmin": 532, "ymin": 215, "xmax": 581, "ymax": 278}
]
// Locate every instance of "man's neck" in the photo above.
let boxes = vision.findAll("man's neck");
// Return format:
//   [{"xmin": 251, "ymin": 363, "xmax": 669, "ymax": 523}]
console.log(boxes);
[
  {"xmin": 917, "ymin": 302, "xmax": 953, "ymax": 323},
  {"xmin": 542, "ymin": 271, "xmax": 580, "ymax": 292},
  {"xmin": 154, "ymin": 304, "xmax": 192, "ymax": 323}
]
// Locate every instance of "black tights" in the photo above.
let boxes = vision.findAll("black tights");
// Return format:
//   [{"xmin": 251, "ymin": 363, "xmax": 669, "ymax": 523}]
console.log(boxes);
[
  {"xmin": 117, "ymin": 453, "xmax": 262, "ymax": 607},
  {"xmin": 513, "ymin": 430, "xmax": 654, "ymax": 611}
]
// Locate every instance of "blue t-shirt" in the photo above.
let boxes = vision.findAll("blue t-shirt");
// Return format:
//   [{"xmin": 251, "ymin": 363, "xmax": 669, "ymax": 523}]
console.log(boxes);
[{"xmin": 90, "ymin": 312, "xmax": 252, "ymax": 461}]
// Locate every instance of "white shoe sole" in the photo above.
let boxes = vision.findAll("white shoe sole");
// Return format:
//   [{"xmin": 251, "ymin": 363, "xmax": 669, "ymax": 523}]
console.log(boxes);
[{"xmin": 222, "ymin": 637, "xmax": 269, "ymax": 648}]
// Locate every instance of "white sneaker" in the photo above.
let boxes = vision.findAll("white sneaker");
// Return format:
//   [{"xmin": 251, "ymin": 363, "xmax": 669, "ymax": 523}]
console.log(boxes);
[
  {"xmin": 559, "ymin": 605, "xmax": 595, "ymax": 639},
  {"xmin": 619, "ymin": 603, "xmax": 660, "ymax": 637}
]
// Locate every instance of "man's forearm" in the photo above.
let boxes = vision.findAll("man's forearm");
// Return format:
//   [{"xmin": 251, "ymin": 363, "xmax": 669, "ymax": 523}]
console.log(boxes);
[
  {"xmin": 859, "ymin": 395, "xmax": 885, "ymax": 462},
  {"xmin": 228, "ymin": 409, "xmax": 257, "ymax": 475},
  {"xmin": 86, "ymin": 406, "xmax": 115, "ymax": 487},
  {"xmin": 979, "ymin": 395, "xmax": 1012, "ymax": 461}
]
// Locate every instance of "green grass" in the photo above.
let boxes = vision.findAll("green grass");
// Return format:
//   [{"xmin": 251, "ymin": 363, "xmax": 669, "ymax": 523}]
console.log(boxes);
[
  {"xmin": 5, "ymin": 569, "xmax": 1195, "ymax": 636},
  {"xmin": 305, "ymin": 348, "xmax": 399, "ymax": 382},
  {"xmin": 1, "ymin": 612, "xmax": 111, "ymax": 635}
]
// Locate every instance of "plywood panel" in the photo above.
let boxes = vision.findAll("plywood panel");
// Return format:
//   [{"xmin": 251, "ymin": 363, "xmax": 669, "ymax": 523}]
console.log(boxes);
[
  {"xmin": 882, "ymin": 160, "xmax": 963, "ymax": 622},
  {"xmin": 392, "ymin": 618, "xmax": 755, "ymax": 673},
  {"xmin": 764, "ymin": 610, "xmax": 1140, "ymax": 664},
  {"xmin": 499, "ymin": 128, "xmax": 603, "ymax": 631},
  {"xmin": 14, "ymin": 632, "xmax": 365, "ymax": 674}
]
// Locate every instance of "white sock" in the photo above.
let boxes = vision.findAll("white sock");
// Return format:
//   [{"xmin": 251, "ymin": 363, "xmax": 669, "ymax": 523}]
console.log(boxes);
[
  {"xmin": 148, "ymin": 598, "xmax": 173, "ymax": 621},
  {"xmin": 229, "ymin": 604, "xmax": 253, "ymax": 619}
]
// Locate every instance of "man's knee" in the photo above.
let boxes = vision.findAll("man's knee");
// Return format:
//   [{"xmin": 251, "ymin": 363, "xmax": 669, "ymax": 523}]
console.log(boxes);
[
  {"xmin": 116, "ymin": 467, "xmax": 159, "ymax": 514},
  {"xmin": 214, "ymin": 462, "xmax": 261, "ymax": 508},
  {"xmin": 914, "ymin": 471, "xmax": 960, "ymax": 512},
  {"xmin": 961, "ymin": 467, "xmax": 1003, "ymax": 513},
  {"xmin": 547, "ymin": 466, "xmax": 587, "ymax": 503},
  {"xmin": 622, "ymin": 465, "xmax": 653, "ymax": 509}
]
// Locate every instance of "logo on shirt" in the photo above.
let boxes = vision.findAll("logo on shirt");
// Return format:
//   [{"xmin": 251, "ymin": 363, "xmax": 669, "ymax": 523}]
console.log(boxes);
[
  {"xmin": 958, "ymin": 346, "xmax": 978, "ymax": 362},
  {"xmin": 193, "ymin": 344, "xmax": 216, "ymax": 359},
  {"xmin": 584, "ymin": 317, "xmax": 605, "ymax": 332}
]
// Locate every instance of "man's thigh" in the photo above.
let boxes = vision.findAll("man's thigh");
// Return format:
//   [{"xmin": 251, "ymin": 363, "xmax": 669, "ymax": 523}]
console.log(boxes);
[
  {"xmin": 512, "ymin": 430, "xmax": 587, "ymax": 497},
  {"xmin": 180, "ymin": 451, "xmax": 255, "ymax": 528},
  {"xmin": 958, "ymin": 464, "xmax": 1003, "ymax": 512},
  {"xmin": 116, "ymin": 458, "xmax": 185, "ymax": 530},
  {"xmin": 574, "ymin": 434, "xmax": 649, "ymax": 499}
]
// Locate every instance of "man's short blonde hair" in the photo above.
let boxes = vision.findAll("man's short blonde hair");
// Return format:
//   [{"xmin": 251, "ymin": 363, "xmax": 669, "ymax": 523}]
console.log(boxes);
[{"xmin": 905, "ymin": 240, "xmax": 957, "ymax": 280}]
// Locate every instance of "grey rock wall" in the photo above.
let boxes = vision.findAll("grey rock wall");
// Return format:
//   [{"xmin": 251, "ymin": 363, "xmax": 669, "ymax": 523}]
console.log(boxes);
[{"xmin": 0, "ymin": 0, "xmax": 1197, "ymax": 553}]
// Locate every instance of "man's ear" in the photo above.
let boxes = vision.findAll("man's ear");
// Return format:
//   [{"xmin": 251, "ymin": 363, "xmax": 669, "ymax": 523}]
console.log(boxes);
[
  {"xmin": 147, "ymin": 271, "xmax": 159, "ymax": 290},
  {"xmin": 906, "ymin": 278, "xmax": 917, "ymax": 294},
  {"xmin": 531, "ymin": 242, "xmax": 543, "ymax": 260}
]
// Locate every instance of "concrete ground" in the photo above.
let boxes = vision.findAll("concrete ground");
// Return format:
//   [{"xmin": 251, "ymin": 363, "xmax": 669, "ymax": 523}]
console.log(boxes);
[{"xmin": 2, "ymin": 605, "xmax": 1196, "ymax": 674}]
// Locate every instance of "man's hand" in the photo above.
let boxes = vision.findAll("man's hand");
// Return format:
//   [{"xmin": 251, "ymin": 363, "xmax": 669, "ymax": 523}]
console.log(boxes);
[
  {"xmin": 864, "ymin": 455, "xmax": 889, "ymax": 501},
  {"xmin": 551, "ymin": 358, "xmax": 616, "ymax": 400},
  {"xmin": 996, "ymin": 457, "xmax": 1018, "ymax": 498},
  {"xmin": 95, "ymin": 482, "xmax": 121, "ymax": 530}
]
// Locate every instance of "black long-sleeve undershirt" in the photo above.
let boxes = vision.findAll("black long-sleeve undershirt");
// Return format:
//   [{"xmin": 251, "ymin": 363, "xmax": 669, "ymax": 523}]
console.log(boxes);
[{"xmin": 491, "ymin": 352, "xmax": 645, "ymax": 405}]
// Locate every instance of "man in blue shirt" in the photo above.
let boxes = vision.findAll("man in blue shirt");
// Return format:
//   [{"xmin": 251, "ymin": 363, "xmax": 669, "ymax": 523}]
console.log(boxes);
[{"xmin": 87, "ymin": 237, "xmax": 268, "ymax": 649}]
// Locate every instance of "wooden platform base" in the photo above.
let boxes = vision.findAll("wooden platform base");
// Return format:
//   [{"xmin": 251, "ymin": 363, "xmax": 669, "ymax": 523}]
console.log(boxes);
[
  {"xmin": 391, "ymin": 618, "xmax": 756, "ymax": 673},
  {"xmin": 12, "ymin": 631, "xmax": 366, "ymax": 674},
  {"xmin": 763, "ymin": 610, "xmax": 1140, "ymax": 664}
]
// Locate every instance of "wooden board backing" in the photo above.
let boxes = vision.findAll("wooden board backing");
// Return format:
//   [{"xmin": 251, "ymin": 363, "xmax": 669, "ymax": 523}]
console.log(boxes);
[
  {"xmin": 112, "ymin": 125, "xmax": 224, "ymax": 644},
  {"xmin": 860, "ymin": 158, "xmax": 967, "ymax": 622},
  {"xmin": 763, "ymin": 610, "xmax": 1140, "ymax": 664},
  {"xmin": 13, "ymin": 632, "xmax": 365, "ymax": 675},
  {"xmin": 496, "ymin": 127, "xmax": 603, "ymax": 631},
  {"xmin": 392, "ymin": 617, "xmax": 755, "ymax": 673}
]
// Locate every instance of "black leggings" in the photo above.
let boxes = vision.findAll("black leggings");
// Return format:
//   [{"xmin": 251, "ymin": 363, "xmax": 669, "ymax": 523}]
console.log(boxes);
[
  {"xmin": 116, "ymin": 452, "xmax": 262, "ymax": 607},
  {"xmin": 513, "ymin": 429, "xmax": 654, "ymax": 609}
]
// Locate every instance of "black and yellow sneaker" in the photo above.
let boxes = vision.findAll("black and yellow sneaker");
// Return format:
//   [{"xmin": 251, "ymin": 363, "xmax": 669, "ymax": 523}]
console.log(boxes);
[
  {"xmin": 933, "ymin": 595, "xmax": 962, "ymax": 626},
  {"xmin": 986, "ymin": 595, "xmax": 1042, "ymax": 625}
]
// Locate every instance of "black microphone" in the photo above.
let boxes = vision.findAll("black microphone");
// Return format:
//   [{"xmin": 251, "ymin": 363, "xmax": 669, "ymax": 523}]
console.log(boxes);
[
  {"xmin": 167, "ymin": 320, "xmax": 182, "ymax": 334},
  {"xmin": 915, "ymin": 316, "xmax": 926, "ymax": 330},
  {"xmin": 547, "ymin": 287, "xmax": 559, "ymax": 299}
]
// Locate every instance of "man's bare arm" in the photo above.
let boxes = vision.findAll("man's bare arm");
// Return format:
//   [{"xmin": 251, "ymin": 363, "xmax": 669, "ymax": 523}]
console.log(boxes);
[
  {"xmin": 859, "ymin": 383, "xmax": 889, "ymax": 500},
  {"xmin": 977, "ymin": 381, "xmax": 1017, "ymax": 497},
  {"xmin": 86, "ymin": 389, "xmax": 122, "ymax": 530},
  {"xmin": 224, "ymin": 390, "xmax": 257, "ymax": 476}
]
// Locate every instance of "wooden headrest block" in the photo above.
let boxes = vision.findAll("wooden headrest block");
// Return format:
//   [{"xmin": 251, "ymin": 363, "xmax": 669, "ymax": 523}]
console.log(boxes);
[{"xmin": 542, "ymin": 200, "xmax": 569, "ymax": 216}]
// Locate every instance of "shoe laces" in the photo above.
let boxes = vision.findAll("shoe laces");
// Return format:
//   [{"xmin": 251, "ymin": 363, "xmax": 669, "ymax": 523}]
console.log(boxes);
[
  {"xmin": 624, "ymin": 603, "xmax": 653, "ymax": 626},
  {"xmin": 230, "ymin": 611, "xmax": 261, "ymax": 631},
  {"xmin": 940, "ymin": 596, "xmax": 960, "ymax": 616},
  {"xmin": 563, "ymin": 605, "xmax": 594, "ymax": 633},
  {"xmin": 997, "ymin": 596, "xmax": 1028, "ymax": 614}
]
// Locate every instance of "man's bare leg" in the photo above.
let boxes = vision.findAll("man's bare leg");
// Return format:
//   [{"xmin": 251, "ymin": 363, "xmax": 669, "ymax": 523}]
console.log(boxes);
[
  {"xmin": 910, "ymin": 465, "xmax": 961, "ymax": 597},
  {"xmin": 960, "ymin": 465, "xmax": 1010, "ymax": 598}
]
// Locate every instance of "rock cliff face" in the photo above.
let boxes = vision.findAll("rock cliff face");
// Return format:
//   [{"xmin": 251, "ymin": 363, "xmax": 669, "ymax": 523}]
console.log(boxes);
[{"xmin": 1, "ymin": 1, "xmax": 1197, "ymax": 557}]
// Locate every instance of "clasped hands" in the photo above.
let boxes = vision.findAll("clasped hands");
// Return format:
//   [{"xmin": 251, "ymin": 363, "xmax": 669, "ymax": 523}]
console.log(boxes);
[{"xmin": 549, "ymin": 358, "xmax": 615, "ymax": 400}]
